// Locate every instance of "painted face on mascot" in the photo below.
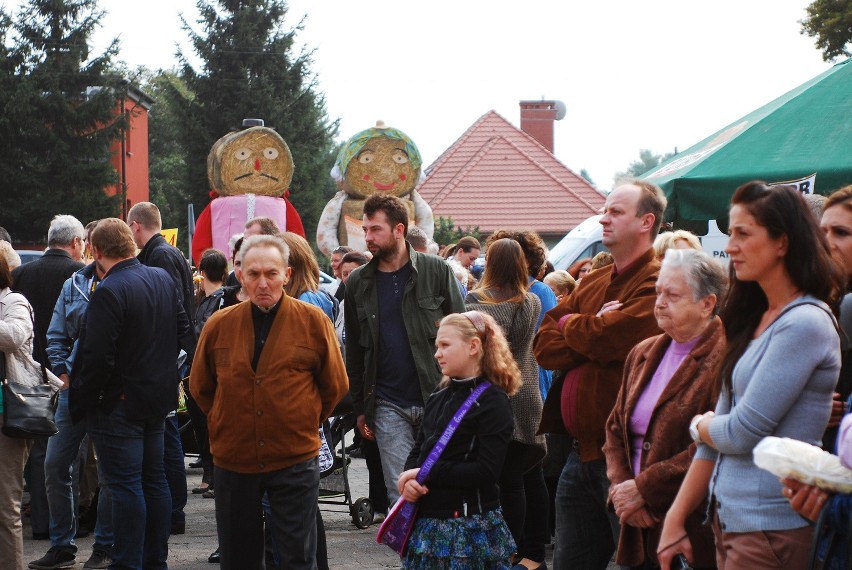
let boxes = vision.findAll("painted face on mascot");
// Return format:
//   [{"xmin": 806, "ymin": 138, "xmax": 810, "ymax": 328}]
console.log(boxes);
[
  {"xmin": 208, "ymin": 126, "xmax": 294, "ymax": 197},
  {"xmin": 342, "ymin": 136, "xmax": 419, "ymax": 199},
  {"xmin": 191, "ymin": 123, "xmax": 306, "ymax": 266}
]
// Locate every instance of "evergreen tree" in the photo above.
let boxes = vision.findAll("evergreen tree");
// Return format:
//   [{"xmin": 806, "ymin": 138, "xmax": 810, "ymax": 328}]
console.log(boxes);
[
  {"xmin": 0, "ymin": 0, "xmax": 126, "ymax": 243},
  {"xmin": 174, "ymin": 0, "xmax": 338, "ymax": 241}
]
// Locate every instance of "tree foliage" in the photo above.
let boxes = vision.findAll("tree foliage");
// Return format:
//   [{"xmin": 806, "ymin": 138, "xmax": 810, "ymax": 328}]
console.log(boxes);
[
  {"xmin": 579, "ymin": 168, "xmax": 596, "ymax": 187},
  {"xmin": 613, "ymin": 148, "xmax": 676, "ymax": 185},
  {"xmin": 0, "ymin": 0, "xmax": 126, "ymax": 243},
  {"xmin": 133, "ymin": 67, "xmax": 195, "ymax": 245},
  {"xmin": 433, "ymin": 216, "xmax": 482, "ymax": 248},
  {"xmin": 171, "ymin": 0, "xmax": 338, "ymax": 243},
  {"xmin": 801, "ymin": 0, "xmax": 852, "ymax": 61}
]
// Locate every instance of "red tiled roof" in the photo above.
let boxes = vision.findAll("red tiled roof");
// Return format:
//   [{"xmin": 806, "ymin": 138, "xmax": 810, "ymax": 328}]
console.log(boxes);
[{"xmin": 417, "ymin": 110, "xmax": 605, "ymax": 235}]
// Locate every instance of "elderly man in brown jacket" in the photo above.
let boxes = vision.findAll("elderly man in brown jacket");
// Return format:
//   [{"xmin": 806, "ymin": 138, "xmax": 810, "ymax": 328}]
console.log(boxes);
[
  {"xmin": 190, "ymin": 235, "xmax": 348, "ymax": 570},
  {"xmin": 534, "ymin": 181, "xmax": 666, "ymax": 570}
]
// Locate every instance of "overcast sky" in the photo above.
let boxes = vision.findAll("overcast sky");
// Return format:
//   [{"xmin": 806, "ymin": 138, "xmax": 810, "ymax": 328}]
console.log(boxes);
[{"xmin": 4, "ymin": 0, "xmax": 834, "ymax": 191}]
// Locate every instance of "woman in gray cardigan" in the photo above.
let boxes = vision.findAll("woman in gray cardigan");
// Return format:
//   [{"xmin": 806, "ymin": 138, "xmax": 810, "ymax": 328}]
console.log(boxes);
[
  {"xmin": 657, "ymin": 182, "xmax": 846, "ymax": 570},
  {"xmin": 465, "ymin": 238, "xmax": 545, "ymax": 570}
]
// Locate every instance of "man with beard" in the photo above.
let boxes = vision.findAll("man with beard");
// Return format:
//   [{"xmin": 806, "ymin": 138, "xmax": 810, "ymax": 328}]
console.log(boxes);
[{"xmin": 344, "ymin": 194, "xmax": 464, "ymax": 503}]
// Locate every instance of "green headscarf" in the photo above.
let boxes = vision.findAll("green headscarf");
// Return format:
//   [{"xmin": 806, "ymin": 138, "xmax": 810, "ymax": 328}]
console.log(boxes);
[{"xmin": 333, "ymin": 125, "xmax": 423, "ymax": 180}]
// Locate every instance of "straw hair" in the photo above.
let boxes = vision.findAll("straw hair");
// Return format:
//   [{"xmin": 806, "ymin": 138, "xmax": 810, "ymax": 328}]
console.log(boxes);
[
  {"xmin": 437, "ymin": 312, "xmax": 521, "ymax": 396},
  {"xmin": 279, "ymin": 232, "xmax": 320, "ymax": 298},
  {"xmin": 208, "ymin": 126, "xmax": 294, "ymax": 197}
]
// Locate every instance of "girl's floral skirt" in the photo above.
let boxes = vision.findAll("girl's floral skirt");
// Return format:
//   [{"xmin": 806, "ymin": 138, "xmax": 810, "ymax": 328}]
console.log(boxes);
[{"xmin": 402, "ymin": 508, "xmax": 516, "ymax": 570}]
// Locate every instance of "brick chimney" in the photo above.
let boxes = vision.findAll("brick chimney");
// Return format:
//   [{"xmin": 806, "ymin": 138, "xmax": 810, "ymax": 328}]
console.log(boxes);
[{"xmin": 519, "ymin": 100, "xmax": 558, "ymax": 153}]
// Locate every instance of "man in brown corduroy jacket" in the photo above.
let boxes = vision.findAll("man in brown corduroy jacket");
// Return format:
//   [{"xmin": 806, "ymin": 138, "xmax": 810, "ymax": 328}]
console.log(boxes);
[
  {"xmin": 534, "ymin": 181, "xmax": 666, "ymax": 570},
  {"xmin": 190, "ymin": 235, "xmax": 348, "ymax": 570}
]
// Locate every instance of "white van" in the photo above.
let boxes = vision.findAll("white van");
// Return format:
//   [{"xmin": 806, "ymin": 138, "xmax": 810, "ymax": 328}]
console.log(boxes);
[
  {"xmin": 548, "ymin": 215, "xmax": 606, "ymax": 271},
  {"xmin": 547, "ymin": 215, "xmax": 730, "ymax": 271}
]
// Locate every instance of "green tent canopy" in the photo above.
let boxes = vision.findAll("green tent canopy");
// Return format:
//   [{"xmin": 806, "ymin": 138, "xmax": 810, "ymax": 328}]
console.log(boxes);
[{"xmin": 644, "ymin": 58, "xmax": 852, "ymax": 226}]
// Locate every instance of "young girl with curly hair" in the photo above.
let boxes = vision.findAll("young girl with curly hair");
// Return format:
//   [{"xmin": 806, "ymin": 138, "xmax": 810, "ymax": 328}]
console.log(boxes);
[{"xmin": 398, "ymin": 311, "xmax": 521, "ymax": 569}]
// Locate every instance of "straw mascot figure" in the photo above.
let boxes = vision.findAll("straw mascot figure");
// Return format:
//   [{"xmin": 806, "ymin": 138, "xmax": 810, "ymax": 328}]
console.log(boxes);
[
  {"xmin": 316, "ymin": 121, "xmax": 434, "ymax": 256},
  {"xmin": 191, "ymin": 121, "xmax": 305, "ymax": 265}
]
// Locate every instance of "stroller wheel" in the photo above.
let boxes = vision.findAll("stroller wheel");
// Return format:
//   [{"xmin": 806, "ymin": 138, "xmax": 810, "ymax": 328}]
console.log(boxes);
[{"xmin": 351, "ymin": 497, "xmax": 374, "ymax": 529}]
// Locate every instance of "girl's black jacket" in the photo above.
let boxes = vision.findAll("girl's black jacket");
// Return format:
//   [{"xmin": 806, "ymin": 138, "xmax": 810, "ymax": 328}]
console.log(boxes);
[{"xmin": 404, "ymin": 375, "xmax": 513, "ymax": 519}]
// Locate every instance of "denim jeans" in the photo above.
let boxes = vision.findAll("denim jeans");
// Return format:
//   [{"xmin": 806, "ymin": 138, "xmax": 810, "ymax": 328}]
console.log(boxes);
[
  {"xmin": 372, "ymin": 399, "xmax": 423, "ymax": 504},
  {"xmin": 44, "ymin": 390, "xmax": 113, "ymax": 550},
  {"xmin": 163, "ymin": 414, "xmax": 187, "ymax": 524},
  {"xmin": 87, "ymin": 403, "xmax": 170, "ymax": 570},
  {"xmin": 553, "ymin": 449, "xmax": 619, "ymax": 570}
]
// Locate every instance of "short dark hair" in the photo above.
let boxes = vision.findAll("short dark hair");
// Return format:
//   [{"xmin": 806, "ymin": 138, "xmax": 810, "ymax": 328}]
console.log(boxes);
[
  {"xmin": 341, "ymin": 251, "xmax": 369, "ymax": 267},
  {"xmin": 0, "ymin": 254, "xmax": 11, "ymax": 288},
  {"xmin": 630, "ymin": 180, "xmax": 667, "ymax": 238},
  {"xmin": 245, "ymin": 217, "xmax": 280, "ymax": 235},
  {"xmin": 0, "ymin": 226, "xmax": 11, "ymax": 243},
  {"xmin": 90, "ymin": 218, "xmax": 136, "ymax": 259},
  {"xmin": 363, "ymin": 194, "xmax": 408, "ymax": 237},
  {"xmin": 199, "ymin": 249, "xmax": 228, "ymax": 283}
]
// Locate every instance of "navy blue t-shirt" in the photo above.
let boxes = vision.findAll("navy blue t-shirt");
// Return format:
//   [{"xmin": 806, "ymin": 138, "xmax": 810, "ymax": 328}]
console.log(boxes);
[{"xmin": 374, "ymin": 263, "xmax": 422, "ymax": 407}]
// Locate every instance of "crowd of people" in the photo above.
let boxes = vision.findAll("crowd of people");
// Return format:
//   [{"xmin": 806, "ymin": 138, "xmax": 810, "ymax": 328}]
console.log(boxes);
[{"xmin": 1, "ymin": 178, "xmax": 852, "ymax": 570}]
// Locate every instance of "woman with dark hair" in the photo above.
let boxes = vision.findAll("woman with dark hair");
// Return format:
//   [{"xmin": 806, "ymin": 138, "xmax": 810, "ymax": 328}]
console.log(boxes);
[
  {"xmin": 658, "ymin": 181, "xmax": 845, "ymax": 570},
  {"xmin": 465, "ymin": 238, "xmax": 546, "ymax": 570}
]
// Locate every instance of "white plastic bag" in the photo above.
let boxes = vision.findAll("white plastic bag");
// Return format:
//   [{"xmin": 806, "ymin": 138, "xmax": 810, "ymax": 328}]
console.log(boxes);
[{"xmin": 753, "ymin": 436, "xmax": 852, "ymax": 493}]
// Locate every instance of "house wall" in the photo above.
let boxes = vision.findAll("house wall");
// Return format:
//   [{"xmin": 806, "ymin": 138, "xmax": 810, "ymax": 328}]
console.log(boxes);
[{"xmin": 108, "ymin": 97, "xmax": 150, "ymax": 218}]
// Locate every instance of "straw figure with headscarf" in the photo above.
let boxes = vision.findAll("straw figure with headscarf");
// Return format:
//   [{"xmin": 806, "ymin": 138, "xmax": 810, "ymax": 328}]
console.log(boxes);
[{"xmin": 316, "ymin": 121, "xmax": 434, "ymax": 256}]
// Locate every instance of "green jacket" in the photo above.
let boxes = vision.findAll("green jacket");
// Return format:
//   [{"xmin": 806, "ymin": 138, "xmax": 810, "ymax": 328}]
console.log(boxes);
[{"xmin": 344, "ymin": 244, "xmax": 465, "ymax": 422}]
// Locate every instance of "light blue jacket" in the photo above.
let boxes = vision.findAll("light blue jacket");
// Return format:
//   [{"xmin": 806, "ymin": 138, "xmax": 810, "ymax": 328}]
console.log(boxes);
[{"xmin": 46, "ymin": 263, "xmax": 97, "ymax": 377}]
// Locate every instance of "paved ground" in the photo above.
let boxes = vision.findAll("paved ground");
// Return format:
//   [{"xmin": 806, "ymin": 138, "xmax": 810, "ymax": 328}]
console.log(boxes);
[
  {"xmin": 20, "ymin": 452, "xmax": 626, "ymax": 568},
  {"xmin": 23, "ymin": 454, "xmax": 405, "ymax": 569}
]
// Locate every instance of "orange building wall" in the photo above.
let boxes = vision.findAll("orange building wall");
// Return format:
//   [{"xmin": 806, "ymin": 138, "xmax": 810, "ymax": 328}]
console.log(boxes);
[{"xmin": 108, "ymin": 97, "xmax": 150, "ymax": 219}]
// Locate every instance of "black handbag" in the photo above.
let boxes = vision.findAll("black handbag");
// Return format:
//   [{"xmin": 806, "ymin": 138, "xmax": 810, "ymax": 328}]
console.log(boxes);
[{"xmin": 1, "ymin": 309, "xmax": 59, "ymax": 439}]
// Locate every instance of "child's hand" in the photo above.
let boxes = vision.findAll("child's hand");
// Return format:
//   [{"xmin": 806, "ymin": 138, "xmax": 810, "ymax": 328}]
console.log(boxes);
[{"xmin": 398, "ymin": 468, "xmax": 429, "ymax": 502}]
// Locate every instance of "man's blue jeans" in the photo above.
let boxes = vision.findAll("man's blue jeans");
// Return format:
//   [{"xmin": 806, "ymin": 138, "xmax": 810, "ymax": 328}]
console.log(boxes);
[
  {"xmin": 44, "ymin": 390, "xmax": 113, "ymax": 550},
  {"xmin": 372, "ymin": 399, "xmax": 423, "ymax": 504},
  {"xmin": 87, "ymin": 403, "xmax": 170, "ymax": 570},
  {"xmin": 163, "ymin": 414, "xmax": 187, "ymax": 524},
  {"xmin": 553, "ymin": 449, "xmax": 619, "ymax": 570}
]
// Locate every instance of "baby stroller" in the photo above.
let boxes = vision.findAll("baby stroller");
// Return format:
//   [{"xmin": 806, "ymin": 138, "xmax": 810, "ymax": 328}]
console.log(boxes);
[{"xmin": 318, "ymin": 397, "xmax": 374, "ymax": 529}]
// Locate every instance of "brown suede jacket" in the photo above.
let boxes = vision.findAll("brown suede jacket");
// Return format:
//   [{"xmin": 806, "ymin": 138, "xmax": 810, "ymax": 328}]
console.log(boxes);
[
  {"xmin": 603, "ymin": 317, "xmax": 724, "ymax": 568},
  {"xmin": 534, "ymin": 247, "xmax": 661, "ymax": 462},
  {"xmin": 190, "ymin": 294, "xmax": 348, "ymax": 474}
]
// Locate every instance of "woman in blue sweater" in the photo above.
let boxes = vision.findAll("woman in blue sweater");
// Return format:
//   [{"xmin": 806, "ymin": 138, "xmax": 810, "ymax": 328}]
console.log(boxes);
[{"xmin": 657, "ymin": 182, "xmax": 845, "ymax": 570}]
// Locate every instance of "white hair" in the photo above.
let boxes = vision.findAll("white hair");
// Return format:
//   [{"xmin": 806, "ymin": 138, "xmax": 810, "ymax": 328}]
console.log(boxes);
[{"xmin": 48, "ymin": 215, "xmax": 85, "ymax": 247}]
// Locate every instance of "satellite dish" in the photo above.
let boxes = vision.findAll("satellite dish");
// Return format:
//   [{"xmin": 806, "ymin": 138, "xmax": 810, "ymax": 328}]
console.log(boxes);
[{"xmin": 554, "ymin": 101, "xmax": 567, "ymax": 121}]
